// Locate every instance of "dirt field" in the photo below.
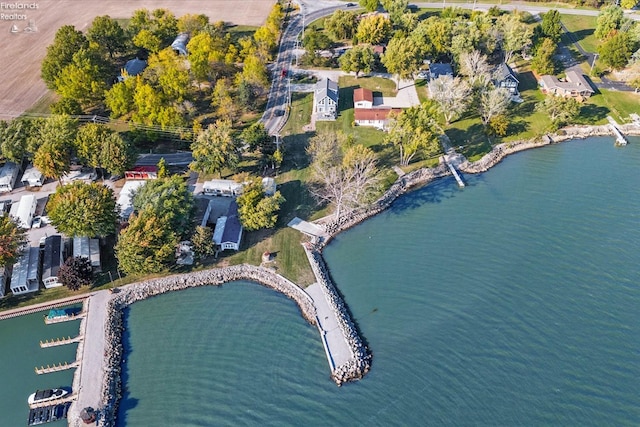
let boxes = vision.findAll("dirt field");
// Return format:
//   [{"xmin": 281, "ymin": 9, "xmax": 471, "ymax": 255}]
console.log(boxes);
[{"xmin": 0, "ymin": 0, "xmax": 276, "ymax": 119}]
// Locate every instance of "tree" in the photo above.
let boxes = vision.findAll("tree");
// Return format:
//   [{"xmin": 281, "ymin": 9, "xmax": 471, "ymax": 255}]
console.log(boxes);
[
  {"xmin": 381, "ymin": 0, "xmax": 409, "ymax": 26},
  {"xmin": 240, "ymin": 54, "xmax": 269, "ymax": 91},
  {"xmin": 0, "ymin": 215, "xmax": 27, "ymax": 268},
  {"xmin": 630, "ymin": 76, "xmax": 640, "ymax": 93},
  {"xmin": 531, "ymin": 38, "xmax": 557, "ymax": 75},
  {"xmin": 157, "ymin": 157, "xmax": 168, "ymax": 178},
  {"xmin": 325, "ymin": 10, "xmax": 359, "ymax": 40},
  {"xmin": 385, "ymin": 102, "xmax": 442, "ymax": 166},
  {"xmin": 339, "ymin": 45, "xmax": 375, "ymax": 78},
  {"xmin": 308, "ymin": 131, "xmax": 380, "ymax": 219},
  {"xmin": 458, "ymin": 50, "xmax": 492, "ymax": 88},
  {"xmin": 360, "ymin": 0, "xmax": 380, "ymax": 12},
  {"xmin": 598, "ymin": 32, "xmax": 633, "ymax": 70},
  {"xmin": 75, "ymin": 123, "xmax": 111, "ymax": 169},
  {"xmin": 50, "ymin": 98, "xmax": 82, "ymax": 115},
  {"xmin": 116, "ymin": 207, "xmax": 178, "ymax": 275},
  {"xmin": 411, "ymin": 17, "xmax": 453, "ymax": 59},
  {"xmin": 211, "ymin": 78, "xmax": 238, "ymax": 121},
  {"xmin": 147, "ymin": 48, "xmax": 192, "ymax": 103},
  {"xmin": 356, "ymin": 14, "xmax": 392, "ymax": 45},
  {"xmin": 47, "ymin": 182, "xmax": 118, "ymax": 237},
  {"xmin": 303, "ymin": 31, "xmax": 333, "ymax": 54},
  {"xmin": 177, "ymin": 13, "xmax": 210, "ymax": 35},
  {"xmin": 236, "ymin": 178, "xmax": 285, "ymax": 231},
  {"xmin": 101, "ymin": 132, "xmax": 131, "ymax": 176},
  {"xmin": 41, "ymin": 25, "xmax": 89, "ymax": 90},
  {"xmin": 487, "ymin": 114, "xmax": 509, "ymax": 137},
  {"xmin": 32, "ymin": 115, "xmax": 78, "ymax": 182},
  {"xmin": 541, "ymin": 10, "xmax": 562, "ymax": 43},
  {"xmin": 105, "ymin": 76, "xmax": 137, "ymax": 118},
  {"xmin": 128, "ymin": 8, "xmax": 178, "ymax": 48},
  {"xmin": 0, "ymin": 119, "xmax": 31, "ymax": 163},
  {"xmin": 54, "ymin": 48, "xmax": 108, "ymax": 107},
  {"xmin": 382, "ymin": 35, "xmax": 421, "ymax": 89},
  {"xmin": 241, "ymin": 122, "xmax": 270, "ymax": 151},
  {"xmin": 538, "ymin": 96, "xmax": 580, "ymax": 127},
  {"xmin": 428, "ymin": 75, "xmax": 472, "ymax": 125},
  {"xmin": 499, "ymin": 14, "xmax": 534, "ymax": 64},
  {"xmin": 479, "ymin": 87, "xmax": 511, "ymax": 126},
  {"xmin": 191, "ymin": 226, "xmax": 215, "ymax": 259},
  {"xmin": 190, "ymin": 119, "xmax": 240, "ymax": 177},
  {"xmin": 87, "ymin": 16, "xmax": 126, "ymax": 58},
  {"xmin": 621, "ymin": 0, "xmax": 638, "ymax": 9},
  {"xmin": 58, "ymin": 256, "xmax": 93, "ymax": 291},
  {"xmin": 133, "ymin": 29, "xmax": 162, "ymax": 53},
  {"xmin": 132, "ymin": 175, "xmax": 195, "ymax": 238},
  {"xmin": 595, "ymin": 5, "xmax": 624, "ymax": 40},
  {"xmin": 187, "ymin": 32, "xmax": 219, "ymax": 82}
]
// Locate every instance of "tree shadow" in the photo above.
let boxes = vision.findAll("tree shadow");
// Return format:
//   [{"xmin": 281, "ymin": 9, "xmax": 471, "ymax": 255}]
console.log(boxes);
[
  {"xmin": 572, "ymin": 29, "xmax": 595, "ymax": 46},
  {"xmin": 277, "ymin": 179, "xmax": 319, "ymax": 223},
  {"xmin": 576, "ymin": 104, "xmax": 609, "ymax": 124},
  {"xmin": 507, "ymin": 120, "xmax": 529, "ymax": 135}
]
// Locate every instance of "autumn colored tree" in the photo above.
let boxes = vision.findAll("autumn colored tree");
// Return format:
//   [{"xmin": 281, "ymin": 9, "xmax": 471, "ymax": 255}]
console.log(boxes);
[
  {"xmin": 0, "ymin": 215, "xmax": 28, "ymax": 268},
  {"xmin": 58, "ymin": 256, "xmax": 93, "ymax": 291},
  {"xmin": 339, "ymin": 45, "xmax": 375, "ymax": 78},
  {"xmin": 190, "ymin": 119, "xmax": 240, "ymax": 177},
  {"xmin": 356, "ymin": 15, "xmax": 392, "ymax": 45}
]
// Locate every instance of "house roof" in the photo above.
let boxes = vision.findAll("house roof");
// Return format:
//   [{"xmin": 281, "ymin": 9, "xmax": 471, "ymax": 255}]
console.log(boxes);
[
  {"xmin": 566, "ymin": 71, "xmax": 594, "ymax": 92},
  {"xmin": 42, "ymin": 235, "xmax": 62, "ymax": 280},
  {"xmin": 315, "ymin": 78, "xmax": 339, "ymax": 103},
  {"xmin": 123, "ymin": 58, "xmax": 147, "ymax": 77},
  {"xmin": 354, "ymin": 108, "xmax": 401, "ymax": 121},
  {"xmin": 372, "ymin": 45, "xmax": 385, "ymax": 55},
  {"xmin": 0, "ymin": 162, "xmax": 19, "ymax": 186},
  {"xmin": 354, "ymin": 88, "xmax": 373, "ymax": 103},
  {"xmin": 221, "ymin": 201, "xmax": 242, "ymax": 244},
  {"xmin": 494, "ymin": 63, "xmax": 518, "ymax": 83},
  {"xmin": 21, "ymin": 165, "xmax": 43, "ymax": 182},
  {"xmin": 540, "ymin": 73, "xmax": 594, "ymax": 93},
  {"xmin": 429, "ymin": 63, "xmax": 453, "ymax": 78},
  {"xmin": 171, "ymin": 33, "xmax": 190, "ymax": 55}
]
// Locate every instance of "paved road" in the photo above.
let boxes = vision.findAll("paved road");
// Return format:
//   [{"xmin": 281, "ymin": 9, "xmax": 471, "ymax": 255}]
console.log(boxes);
[
  {"xmin": 413, "ymin": 2, "xmax": 640, "ymax": 20},
  {"xmin": 261, "ymin": 0, "xmax": 350, "ymax": 134}
]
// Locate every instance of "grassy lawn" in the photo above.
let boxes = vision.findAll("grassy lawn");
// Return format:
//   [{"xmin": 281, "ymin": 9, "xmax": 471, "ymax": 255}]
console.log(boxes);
[
  {"xmin": 586, "ymin": 89, "xmax": 640, "ymax": 124},
  {"xmin": 339, "ymin": 75, "xmax": 397, "ymax": 97},
  {"xmin": 560, "ymin": 14, "xmax": 598, "ymax": 54}
]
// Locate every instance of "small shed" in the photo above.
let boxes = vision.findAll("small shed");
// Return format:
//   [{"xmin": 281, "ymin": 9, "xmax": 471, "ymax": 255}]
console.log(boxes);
[
  {"xmin": 212, "ymin": 201, "xmax": 243, "ymax": 251},
  {"xmin": 42, "ymin": 235, "xmax": 64, "ymax": 289},
  {"xmin": 171, "ymin": 33, "xmax": 190, "ymax": 56},
  {"xmin": 117, "ymin": 58, "xmax": 147, "ymax": 82},
  {"xmin": 9, "ymin": 194, "xmax": 37, "ymax": 229},
  {"xmin": 125, "ymin": 166, "xmax": 158, "ymax": 180},
  {"xmin": 262, "ymin": 177, "xmax": 276, "ymax": 197},
  {"xmin": 73, "ymin": 236, "xmax": 101, "ymax": 272},
  {"xmin": 203, "ymin": 180, "xmax": 244, "ymax": 197},
  {"xmin": 21, "ymin": 164, "xmax": 44, "ymax": 187},
  {"xmin": 0, "ymin": 162, "xmax": 20, "ymax": 193},
  {"xmin": 10, "ymin": 247, "xmax": 40, "ymax": 295}
]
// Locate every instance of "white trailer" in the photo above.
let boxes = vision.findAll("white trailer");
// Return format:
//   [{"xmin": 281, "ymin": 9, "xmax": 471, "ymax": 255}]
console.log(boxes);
[
  {"xmin": 10, "ymin": 194, "xmax": 37, "ymax": 229},
  {"xmin": 0, "ymin": 162, "xmax": 20, "ymax": 193},
  {"xmin": 203, "ymin": 180, "xmax": 244, "ymax": 197}
]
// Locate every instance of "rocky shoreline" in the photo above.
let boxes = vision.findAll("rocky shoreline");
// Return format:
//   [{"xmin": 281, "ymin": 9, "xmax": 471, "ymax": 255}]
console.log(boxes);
[{"xmin": 97, "ymin": 265, "xmax": 317, "ymax": 427}]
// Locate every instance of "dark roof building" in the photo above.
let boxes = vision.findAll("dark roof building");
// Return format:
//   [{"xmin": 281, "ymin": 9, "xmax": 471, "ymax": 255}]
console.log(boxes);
[
  {"xmin": 213, "ymin": 201, "xmax": 243, "ymax": 251},
  {"xmin": 494, "ymin": 63, "xmax": 520, "ymax": 95},
  {"xmin": 429, "ymin": 63, "xmax": 454, "ymax": 80},
  {"xmin": 42, "ymin": 235, "xmax": 64, "ymax": 289},
  {"xmin": 314, "ymin": 78, "xmax": 339, "ymax": 120}
]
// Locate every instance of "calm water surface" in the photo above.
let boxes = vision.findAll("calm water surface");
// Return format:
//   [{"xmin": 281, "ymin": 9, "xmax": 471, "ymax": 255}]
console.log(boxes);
[{"xmin": 2, "ymin": 137, "xmax": 639, "ymax": 426}]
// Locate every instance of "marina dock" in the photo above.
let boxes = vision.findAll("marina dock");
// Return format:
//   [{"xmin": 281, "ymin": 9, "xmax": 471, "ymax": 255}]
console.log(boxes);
[
  {"xmin": 34, "ymin": 361, "xmax": 79, "ymax": 375},
  {"xmin": 28, "ymin": 402, "xmax": 71, "ymax": 426},
  {"xmin": 39, "ymin": 335, "xmax": 82, "ymax": 348}
]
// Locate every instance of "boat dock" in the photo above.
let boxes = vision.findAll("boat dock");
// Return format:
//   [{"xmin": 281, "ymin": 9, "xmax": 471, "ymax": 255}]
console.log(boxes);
[
  {"xmin": 29, "ymin": 394, "xmax": 75, "ymax": 409},
  {"xmin": 43, "ymin": 305, "xmax": 86, "ymax": 325},
  {"xmin": 34, "ymin": 361, "xmax": 79, "ymax": 375},
  {"xmin": 40, "ymin": 335, "xmax": 82, "ymax": 348},
  {"xmin": 607, "ymin": 116, "xmax": 628, "ymax": 146},
  {"xmin": 27, "ymin": 402, "xmax": 71, "ymax": 426},
  {"xmin": 446, "ymin": 161, "xmax": 465, "ymax": 187}
]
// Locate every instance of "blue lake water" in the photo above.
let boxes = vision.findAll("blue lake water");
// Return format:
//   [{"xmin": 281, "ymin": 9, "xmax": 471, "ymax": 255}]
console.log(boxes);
[{"xmin": 2, "ymin": 137, "xmax": 639, "ymax": 426}]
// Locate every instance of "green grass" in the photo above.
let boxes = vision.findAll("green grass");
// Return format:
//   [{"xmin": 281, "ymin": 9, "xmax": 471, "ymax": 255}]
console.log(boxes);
[
  {"xmin": 339, "ymin": 75, "xmax": 397, "ymax": 97},
  {"xmin": 560, "ymin": 14, "xmax": 598, "ymax": 54},
  {"xmin": 586, "ymin": 90, "xmax": 640, "ymax": 124}
]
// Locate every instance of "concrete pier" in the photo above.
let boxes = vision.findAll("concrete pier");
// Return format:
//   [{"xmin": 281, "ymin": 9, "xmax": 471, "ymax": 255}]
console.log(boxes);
[
  {"xmin": 607, "ymin": 116, "xmax": 628, "ymax": 145},
  {"xmin": 34, "ymin": 361, "xmax": 79, "ymax": 374},
  {"xmin": 40, "ymin": 335, "xmax": 82, "ymax": 348}
]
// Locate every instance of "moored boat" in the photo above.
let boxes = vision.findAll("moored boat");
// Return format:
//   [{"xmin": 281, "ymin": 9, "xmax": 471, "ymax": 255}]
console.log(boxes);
[{"xmin": 27, "ymin": 388, "xmax": 70, "ymax": 405}]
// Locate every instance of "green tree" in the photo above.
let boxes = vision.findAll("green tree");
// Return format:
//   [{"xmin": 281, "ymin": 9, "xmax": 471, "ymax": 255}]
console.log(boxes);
[
  {"xmin": 537, "ymin": 96, "xmax": 580, "ymax": 127},
  {"xmin": 595, "ymin": 5, "xmax": 624, "ymax": 40},
  {"xmin": 487, "ymin": 114, "xmax": 509, "ymax": 137},
  {"xmin": 237, "ymin": 178, "xmax": 285, "ymax": 231},
  {"xmin": 382, "ymin": 35, "xmax": 421, "ymax": 88},
  {"xmin": 531, "ymin": 38, "xmax": 557, "ymax": 75},
  {"xmin": 187, "ymin": 32, "xmax": 218, "ymax": 81},
  {"xmin": 87, "ymin": 15, "xmax": 126, "ymax": 58},
  {"xmin": 157, "ymin": 157, "xmax": 168, "ymax": 178},
  {"xmin": 47, "ymin": 182, "xmax": 118, "ymax": 237},
  {"xmin": 303, "ymin": 31, "xmax": 333, "ymax": 56},
  {"xmin": 101, "ymin": 132, "xmax": 131, "ymax": 176},
  {"xmin": 381, "ymin": 0, "xmax": 409, "ymax": 26},
  {"xmin": 41, "ymin": 25, "xmax": 89, "ymax": 90},
  {"xmin": 177, "ymin": 13, "xmax": 210, "ymax": 35},
  {"xmin": 325, "ymin": 10, "xmax": 359, "ymax": 40},
  {"xmin": 128, "ymin": 8, "xmax": 178, "ymax": 48},
  {"xmin": 411, "ymin": 17, "xmax": 453, "ymax": 59},
  {"xmin": 360, "ymin": 0, "xmax": 380, "ymax": 12},
  {"xmin": 190, "ymin": 119, "xmax": 240, "ymax": 177},
  {"xmin": 132, "ymin": 175, "xmax": 195, "ymax": 238},
  {"xmin": 499, "ymin": 13, "xmax": 534, "ymax": 64},
  {"xmin": 147, "ymin": 48, "xmax": 192, "ymax": 103},
  {"xmin": 241, "ymin": 122, "xmax": 270, "ymax": 151},
  {"xmin": 239, "ymin": 54, "xmax": 269, "ymax": 90},
  {"xmin": 0, "ymin": 119, "xmax": 31, "ymax": 163},
  {"xmin": 385, "ymin": 102, "xmax": 442, "ymax": 166},
  {"xmin": 541, "ymin": 10, "xmax": 562, "ymax": 43},
  {"xmin": 621, "ymin": 0, "xmax": 638, "ymax": 9},
  {"xmin": 50, "ymin": 98, "xmax": 82, "ymax": 115},
  {"xmin": 105, "ymin": 75, "xmax": 138, "ymax": 118},
  {"xmin": 598, "ymin": 32, "xmax": 633, "ymax": 70},
  {"xmin": 356, "ymin": 14, "xmax": 392, "ymax": 45},
  {"xmin": 191, "ymin": 226, "xmax": 215, "ymax": 259},
  {"xmin": 0, "ymin": 215, "xmax": 28, "ymax": 267},
  {"xmin": 116, "ymin": 207, "xmax": 178, "ymax": 275},
  {"xmin": 32, "ymin": 115, "xmax": 78, "ymax": 182},
  {"xmin": 54, "ymin": 48, "xmax": 108, "ymax": 107},
  {"xmin": 133, "ymin": 29, "xmax": 162, "ymax": 53},
  {"xmin": 75, "ymin": 123, "xmax": 112, "ymax": 169},
  {"xmin": 58, "ymin": 256, "xmax": 93, "ymax": 291},
  {"xmin": 211, "ymin": 78, "xmax": 238, "ymax": 121},
  {"xmin": 339, "ymin": 45, "xmax": 375, "ymax": 78}
]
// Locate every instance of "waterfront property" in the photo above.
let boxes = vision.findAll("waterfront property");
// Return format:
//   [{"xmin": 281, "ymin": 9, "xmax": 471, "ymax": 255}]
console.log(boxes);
[
  {"xmin": 353, "ymin": 87, "xmax": 401, "ymax": 130},
  {"xmin": 73, "ymin": 236, "xmax": 101, "ymax": 272},
  {"xmin": 539, "ymin": 71, "xmax": 595, "ymax": 100},
  {"xmin": 213, "ymin": 201, "xmax": 243, "ymax": 251},
  {"xmin": 10, "ymin": 247, "xmax": 41, "ymax": 295},
  {"xmin": 494, "ymin": 63, "xmax": 520, "ymax": 96},
  {"xmin": 313, "ymin": 78, "xmax": 339, "ymax": 121},
  {"xmin": 42, "ymin": 236, "xmax": 64, "ymax": 289}
]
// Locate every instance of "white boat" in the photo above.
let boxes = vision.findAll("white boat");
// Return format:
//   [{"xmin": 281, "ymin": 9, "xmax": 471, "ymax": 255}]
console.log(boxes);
[{"xmin": 27, "ymin": 388, "xmax": 70, "ymax": 405}]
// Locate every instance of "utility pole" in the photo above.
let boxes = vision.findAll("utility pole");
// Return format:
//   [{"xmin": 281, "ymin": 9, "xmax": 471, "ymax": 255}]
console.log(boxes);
[{"xmin": 590, "ymin": 53, "xmax": 599, "ymax": 76}]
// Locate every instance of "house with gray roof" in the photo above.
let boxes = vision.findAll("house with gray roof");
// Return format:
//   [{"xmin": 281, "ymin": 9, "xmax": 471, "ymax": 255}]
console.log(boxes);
[
  {"xmin": 429, "ymin": 63, "xmax": 453, "ymax": 80},
  {"xmin": 314, "ymin": 78, "xmax": 339, "ymax": 121},
  {"xmin": 494, "ymin": 63, "xmax": 520, "ymax": 95},
  {"xmin": 539, "ymin": 71, "xmax": 594, "ymax": 100},
  {"xmin": 212, "ymin": 200, "xmax": 243, "ymax": 251}
]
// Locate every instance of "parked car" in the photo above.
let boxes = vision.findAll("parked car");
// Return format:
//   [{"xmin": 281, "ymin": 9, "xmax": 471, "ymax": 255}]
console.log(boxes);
[
  {"xmin": 415, "ymin": 71, "xmax": 429, "ymax": 79},
  {"xmin": 31, "ymin": 216, "xmax": 42, "ymax": 229}
]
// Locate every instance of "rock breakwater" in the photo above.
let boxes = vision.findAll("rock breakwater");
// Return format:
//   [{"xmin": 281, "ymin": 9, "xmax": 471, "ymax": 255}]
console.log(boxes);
[{"xmin": 97, "ymin": 264, "xmax": 316, "ymax": 427}]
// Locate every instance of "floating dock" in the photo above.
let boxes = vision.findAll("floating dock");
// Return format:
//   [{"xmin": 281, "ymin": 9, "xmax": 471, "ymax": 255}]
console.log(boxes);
[
  {"xmin": 44, "ymin": 306, "xmax": 86, "ymax": 325},
  {"xmin": 27, "ymin": 402, "xmax": 70, "ymax": 426},
  {"xmin": 40, "ymin": 335, "xmax": 82, "ymax": 348},
  {"xmin": 34, "ymin": 361, "xmax": 79, "ymax": 375}
]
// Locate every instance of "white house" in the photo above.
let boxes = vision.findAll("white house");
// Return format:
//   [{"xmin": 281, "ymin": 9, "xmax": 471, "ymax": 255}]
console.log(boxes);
[
  {"xmin": 0, "ymin": 162, "xmax": 20, "ymax": 193},
  {"xmin": 354, "ymin": 108, "xmax": 401, "ymax": 130},
  {"xmin": 117, "ymin": 180, "xmax": 146, "ymax": 220},
  {"xmin": 203, "ymin": 179, "xmax": 244, "ymax": 197},
  {"xmin": 21, "ymin": 164, "xmax": 44, "ymax": 187},
  {"xmin": 314, "ymin": 78, "xmax": 339, "ymax": 121},
  {"xmin": 9, "ymin": 194, "xmax": 37, "ymax": 229},
  {"xmin": 10, "ymin": 247, "xmax": 41, "ymax": 295},
  {"xmin": 73, "ymin": 236, "xmax": 101, "ymax": 272},
  {"xmin": 42, "ymin": 235, "xmax": 64, "ymax": 288},
  {"xmin": 212, "ymin": 201, "xmax": 243, "ymax": 251}
]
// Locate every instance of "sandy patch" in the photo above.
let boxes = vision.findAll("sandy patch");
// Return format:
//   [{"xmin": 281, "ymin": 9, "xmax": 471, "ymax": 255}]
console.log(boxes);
[{"xmin": 0, "ymin": 0, "xmax": 275, "ymax": 119}]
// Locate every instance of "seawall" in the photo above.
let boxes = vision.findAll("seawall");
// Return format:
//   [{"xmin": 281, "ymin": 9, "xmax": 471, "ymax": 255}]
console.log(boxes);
[{"xmin": 94, "ymin": 264, "xmax": 316, "ymax": 427}]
